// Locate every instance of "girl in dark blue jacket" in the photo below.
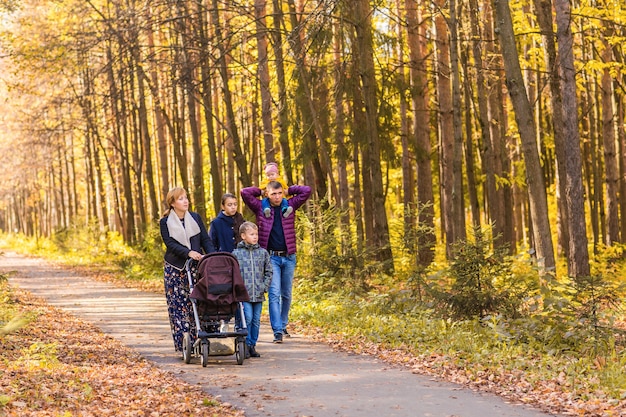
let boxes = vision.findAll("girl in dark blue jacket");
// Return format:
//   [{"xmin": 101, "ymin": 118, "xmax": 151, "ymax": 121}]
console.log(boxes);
[{"xmin": 208, "ymin": 193, "xmax": 245, "ymax": 253}]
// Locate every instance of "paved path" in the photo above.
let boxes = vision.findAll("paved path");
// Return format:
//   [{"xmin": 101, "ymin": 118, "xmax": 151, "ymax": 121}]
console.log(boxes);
[{"xmin": 1, "ymin": 251, "xmax": 560, "ymax": 417}]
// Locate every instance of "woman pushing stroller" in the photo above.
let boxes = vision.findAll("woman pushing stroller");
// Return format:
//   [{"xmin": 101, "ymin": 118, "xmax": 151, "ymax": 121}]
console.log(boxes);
[{"xmin": 160, "ymin": 187, "xmax": 215, "ymax": 353}]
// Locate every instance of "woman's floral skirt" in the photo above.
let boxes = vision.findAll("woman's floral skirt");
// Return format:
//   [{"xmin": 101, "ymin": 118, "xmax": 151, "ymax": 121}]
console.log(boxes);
[{"xmin": 163, "ymin": 262, "xmax": 197, "ymax": 351}]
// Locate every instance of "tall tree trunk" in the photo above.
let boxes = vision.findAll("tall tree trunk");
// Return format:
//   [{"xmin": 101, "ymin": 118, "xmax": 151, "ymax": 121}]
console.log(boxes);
[
  {"xmin": 449, "ymin": 0, "xmax": 466, "ymax": 243},
  {"xmin": 127, "ymin": 63, "xmax": 147, "ymax": 239},
  {"xmin": 60, "ymin": 138, "xmax": 72, "ymax": 226},
  {"xmin": 349, "ymin": 57, "xmax": 365, "ymax": 258},
  {"xmin": 396, "ymin": 0, "xmax": 416, "ymax": 247},
  {"xmin": 554, "ymin": 0, "xmax": 590, "ymax": 277},
  {"xmin": 469, "ymin": 0, "xmax": 502, "ymax": 244},
  {"xmin": 434, "ymin": 0, "xmax": 456, "ymax": 258},
  {"xmin": 533, "ymin": 0, "xmax": 569, "ymax": 257},
  {"xmin": 171, "ymin": 81, "xmax": 189, "ymax": 191},
  {"xmin": 351, "ymin": 0, "xmax": 393, "ymax": 272},
  {"xmin": 594, "ymin": 78, "xmax": 606, "ymax": 247},
  {"xmin": 352, "ymin": 132, "xmax": 365, "ymax": 257},
  {"xmin": 80, "ymin": 63, "xmax": 109, "ymax": 230},
  {"xmin": 601, "ymin": 34, "xmax": 619, "ymax": 245},
  {"xmin": 460, "ymin": 49, "xmax": 480, "ymax": 229},
  {"xmin": 492, "ymin": 0, "xmax": 555, "ymax": 271},
  {"xmin": 405, "ymin": 0, "xmax": 435, "ymax": 266},
  {"xmin": 68, "ymin": 134, "xmax": 79, "ymax": 226},
  {"xmin": 618, "ymin": 90, "xmax": 626, "ymax": 243},
  {"xmin": 286, "ymin": 0, "xmax": 335, "ymax": 201},
  {"xmin": 120, "ymin": 72, "xmax": 138, "ymax": 245},
  {"xmin": 210, "ymin": 0, "xmax": 251, "ymax": 186},
  {"xmin": 176, "ymin": 0, "xmax": 206, "ymax": 220},
  {"xmin": 52, "ymin": 151, "xmax": 64, "ymax": 229},
  {"xmin": 580, "ymin": 86, "xmax": 598, "ymax": 250},
  {"xmin": 332, "ymin": 16, "xmax": 352, "ymax": 254},
  {"xmin": 92, "ymin": 127, "xmax": 109, "ymax": 230},
  {"xmin": 136, "ymin": 61, "xmax": 159, "ymax": 222},
  {"xmin": 105, "ymin": 42, "xmax": 134, "ymax": 243},
  {"xmin": 146, "ymin": 10, "xmax": 170, "ymax": 211},
  {"xmin": 484, "ymin": 3, "xmax": 515, "ymax": 251},
  {"xmin": 285, "ymin": 6, "xmax": 328, "ymax": 201},
  {"xmin": 583, "ymin": 72, "xmax": 602, "ymax": 252},
  {"xmin": 271, "ymin": 0, "xmax": 293, "ymax": 185},
  {"xmin": 196, "ymin": 0, "xmax": 222, "ymax": 215},
  {"xmin": 254, "ymin": 0, "xmax": 275, "ymax": 163}
]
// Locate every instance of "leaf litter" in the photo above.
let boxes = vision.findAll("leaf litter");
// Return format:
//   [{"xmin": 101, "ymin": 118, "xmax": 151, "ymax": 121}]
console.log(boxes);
[{"xmin": 0, "ymin": 288, "xmax": 243, "ymax": 417}]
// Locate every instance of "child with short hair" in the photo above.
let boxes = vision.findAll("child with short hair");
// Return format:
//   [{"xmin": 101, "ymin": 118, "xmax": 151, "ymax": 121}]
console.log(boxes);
[
  {"xmin": 260, "ymin": 162, "xmax": 292, "ymax": 218},
  {"xmin": 231, "ymin": 221, "xmax": 272, "ymax": 358}
]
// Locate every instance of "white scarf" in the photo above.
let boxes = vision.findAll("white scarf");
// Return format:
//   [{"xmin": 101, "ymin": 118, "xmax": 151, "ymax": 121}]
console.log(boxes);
[{"xmin": 166, "ymin": 210, "xmax": 201, "ymax": 249}]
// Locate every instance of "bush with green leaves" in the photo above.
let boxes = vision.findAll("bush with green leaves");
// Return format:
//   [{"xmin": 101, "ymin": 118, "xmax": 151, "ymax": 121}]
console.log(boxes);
[
  {"xmin": 509, "ymin": 272, "xmax": 625, "ymax": 357},
  {"xmin": 296, "ymin": 203, "xmax": 383, "ymax": 296},
  {"xmin": 429, "ymin": 226, "xmax": 538, "ymax": 320},
  {"xmin": 114, "ymin": 223, "xmax": 165, "ymax": 282}
]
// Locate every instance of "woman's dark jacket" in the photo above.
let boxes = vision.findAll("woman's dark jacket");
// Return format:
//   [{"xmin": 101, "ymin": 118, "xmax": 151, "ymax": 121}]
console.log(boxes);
[
  {"xmin": 208, "ymin": 211, "xmax": 244, "ymax": 252},
  {"xmin": 160, "ymin": 211, "xmax": 214, "ymax": 269}
]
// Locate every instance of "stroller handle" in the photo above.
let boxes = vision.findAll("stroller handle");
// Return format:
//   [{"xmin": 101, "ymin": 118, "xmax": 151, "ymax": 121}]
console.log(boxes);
[{"xmin": 184, "ymin": 257, "xmax": 196, "ymax": 271}]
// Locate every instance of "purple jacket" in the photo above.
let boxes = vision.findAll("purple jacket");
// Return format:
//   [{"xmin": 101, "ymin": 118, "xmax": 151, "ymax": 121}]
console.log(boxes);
[{"xmin": 241, "ymin": 185, "xmax": 311, "ymax": 254}]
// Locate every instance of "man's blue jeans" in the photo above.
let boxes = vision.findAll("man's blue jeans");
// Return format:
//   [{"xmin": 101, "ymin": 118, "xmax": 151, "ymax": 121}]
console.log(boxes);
[
  {"xmin": 268, "ymin": 254, "xmax": 297, "ymax": 334},
  {"xmin": 243, "ymin": 301, "xmax": 263, "ymax": 346}
]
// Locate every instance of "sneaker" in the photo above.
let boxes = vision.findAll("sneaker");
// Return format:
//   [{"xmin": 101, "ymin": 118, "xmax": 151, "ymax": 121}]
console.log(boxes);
[
  {"xmin": 247, "ymin": 345, "xmax": 261, "ymax": 357},
  {"xmin": 282, "ymin": 328, "xmax": 291, "ymax": 338},
  {"xmin": 273, "ymin": 332, "xmax": 283, "ymax": 343},
  {"xmin": 263, "ymin": 207, "xmax": 271, "ymax": 218},
  {"xmin": 282, "ymin": 206, "xmax": 293, "ymax": 218},
  {"xmin": 245, "ymin": 344, "xmax": 250, "ymax": 359}
]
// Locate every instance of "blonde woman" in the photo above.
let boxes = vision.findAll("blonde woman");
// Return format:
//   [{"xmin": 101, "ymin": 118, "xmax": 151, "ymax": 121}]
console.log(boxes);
[{"xmin": 159, "ymin": 187, "xmax": 214, "ymax": 353}]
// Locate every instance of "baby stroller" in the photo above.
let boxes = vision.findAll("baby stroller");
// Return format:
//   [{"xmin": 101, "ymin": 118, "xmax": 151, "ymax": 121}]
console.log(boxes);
[{"xmin": 182, "ymin": 252, "xmax": 250, "ymax": 367}]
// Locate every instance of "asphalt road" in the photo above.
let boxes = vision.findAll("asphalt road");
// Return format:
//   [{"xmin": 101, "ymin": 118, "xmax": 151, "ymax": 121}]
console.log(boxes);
[{"xmin": 1, "ymin": 251, "xmax": 561, "ymax": 417}]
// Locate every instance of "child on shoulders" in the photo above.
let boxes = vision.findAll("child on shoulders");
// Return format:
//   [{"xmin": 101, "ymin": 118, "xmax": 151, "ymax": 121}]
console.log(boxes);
[{"xmin": 260, "ymin": 162, "xmax": 292, "ymax": 218}]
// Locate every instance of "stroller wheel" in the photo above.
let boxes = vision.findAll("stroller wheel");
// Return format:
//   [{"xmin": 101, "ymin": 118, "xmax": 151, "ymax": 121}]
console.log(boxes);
[
  {"xmin": 182, "ymin": 332, "xmax": 192, "ymax": 364},
  {"xmin": 236, "ymin": 340, "xmax": 245, "ymax": 365},
  {"xmin": 200, "ymin": 342, "xmax": 209, "ymax": 367}
]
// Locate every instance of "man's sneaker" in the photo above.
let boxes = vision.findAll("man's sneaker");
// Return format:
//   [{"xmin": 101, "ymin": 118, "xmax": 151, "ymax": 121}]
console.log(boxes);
[
  {"xmin": 273, "ymin": 332, "xmax": 283, "ymax": 343},
  {"xmin": 282, "ymin": 206, "xmax": 293, "ymax": 218},
  {"xmin": 247, "ymin": 345, "xmax": 261, "ymax": 357},
  {"xmin": 244, "ymin": 344, "xmax": 250, "ymax": 359},
  {"xmin": 263, "ymin": 207, "xmax": 271, "ymax": 218},
  {"xmin": 282, "ymin": 329, "xmax": 291, "ymax": 338}
]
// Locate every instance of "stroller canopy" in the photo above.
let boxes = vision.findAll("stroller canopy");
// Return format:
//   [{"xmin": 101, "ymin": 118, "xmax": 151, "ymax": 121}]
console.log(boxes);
[{"xmin": 190, "ymin": 252, "xmax": 250, "ymax": 304}]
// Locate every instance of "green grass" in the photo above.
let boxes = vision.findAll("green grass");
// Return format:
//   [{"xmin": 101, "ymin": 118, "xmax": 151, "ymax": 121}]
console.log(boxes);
[
  {"xmin": 0, "ymin": 273, "xmax": 33, "ymax": 336},
  {"xmin": 0, "ymin": 229, "xmax": 164, "ymax": 290},
  {"xmin": 290, "ymin": 288, "xmax": 626, "ymax": 403}
]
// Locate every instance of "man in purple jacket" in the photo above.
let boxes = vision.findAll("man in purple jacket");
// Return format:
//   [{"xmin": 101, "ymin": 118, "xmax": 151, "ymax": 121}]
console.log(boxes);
[{"xmin": 241, "ymin": 181, "xmax": 312, "ymax": 343}]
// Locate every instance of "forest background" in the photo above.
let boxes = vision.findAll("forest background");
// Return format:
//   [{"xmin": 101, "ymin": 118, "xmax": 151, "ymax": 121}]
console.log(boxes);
[{"xmin": 2, "ymin": 0, "xmax": 626, "ymax": 414}]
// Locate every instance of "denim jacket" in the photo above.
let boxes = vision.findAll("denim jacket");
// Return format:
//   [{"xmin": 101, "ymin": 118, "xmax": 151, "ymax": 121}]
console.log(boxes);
[{"xmin": 232, "ymin": 241, "xmax": 272, "ymax": 302}]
